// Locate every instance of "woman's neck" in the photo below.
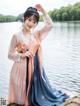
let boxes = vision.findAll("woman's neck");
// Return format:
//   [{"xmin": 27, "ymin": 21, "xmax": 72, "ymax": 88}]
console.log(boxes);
[{"xmin": 22, "ymin": 27, "xmax": 31, "ymax": 36}]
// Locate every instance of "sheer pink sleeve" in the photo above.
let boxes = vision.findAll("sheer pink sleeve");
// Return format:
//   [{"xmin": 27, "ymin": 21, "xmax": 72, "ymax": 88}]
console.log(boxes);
[
  {"xmin": 8, "ymin": 35, "xmax": 21, "ymax": 62},
  {"xmin": 38, "ymin": 14, "xmax": 53, "ymax": 41}
]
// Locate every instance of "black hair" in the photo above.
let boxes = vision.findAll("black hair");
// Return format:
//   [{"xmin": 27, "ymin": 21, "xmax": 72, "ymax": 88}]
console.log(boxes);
[{"xmin": 23, "ymin": 7, "xmax": 39, "ymax": 23}]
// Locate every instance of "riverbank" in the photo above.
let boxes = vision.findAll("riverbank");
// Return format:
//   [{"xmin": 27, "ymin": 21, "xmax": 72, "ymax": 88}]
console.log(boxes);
[
  {"xmin": 0, "ymin": 94, "xmax": 80, "ymax": 106},
  {"xmin": 64, "ymin": 94, "xmax": 80, "ymax": 106}
]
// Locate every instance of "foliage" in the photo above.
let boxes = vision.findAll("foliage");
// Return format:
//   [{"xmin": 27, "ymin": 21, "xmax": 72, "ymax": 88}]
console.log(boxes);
[
  {"xmin": 0, "ymin": 2, "xmax": 80, "ymax": 22},
  {"xmin": 49, "ymin": 2, "xmax": 80, "ymax": 21}
]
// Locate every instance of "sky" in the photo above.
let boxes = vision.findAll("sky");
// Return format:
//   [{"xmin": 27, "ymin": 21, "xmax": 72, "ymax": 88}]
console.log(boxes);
[{"xmin": 0, "ymin": 0, "xmax": 80, "ymax": 16}]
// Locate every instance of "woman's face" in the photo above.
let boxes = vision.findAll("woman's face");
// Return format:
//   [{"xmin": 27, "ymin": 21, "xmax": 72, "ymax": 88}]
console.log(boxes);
[{"xmin": 24, "ymin": 15, "xmax": 37, "ymax": 31}]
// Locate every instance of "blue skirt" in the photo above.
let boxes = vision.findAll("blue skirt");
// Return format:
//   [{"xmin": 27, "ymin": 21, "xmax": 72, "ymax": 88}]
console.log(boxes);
[{"xmin": 26, "ymin": 53, "xmax": 69, "ymax": 106}]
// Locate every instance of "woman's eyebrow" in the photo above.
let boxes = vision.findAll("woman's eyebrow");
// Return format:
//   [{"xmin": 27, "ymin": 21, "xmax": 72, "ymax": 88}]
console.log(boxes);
[{"xmin": 29, "ymin": 17, "xmax": 37, "ymax": 22}]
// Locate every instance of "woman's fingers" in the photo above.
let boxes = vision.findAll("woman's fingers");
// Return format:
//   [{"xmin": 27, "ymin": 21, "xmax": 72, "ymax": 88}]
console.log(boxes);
[
  {"xmin": 35, "ymin": 4, "xmax": 43, "ymax": 12},
  {"xmin": 20, "ymin": 51, "xmax": 33, "ymax": 58},
  {"xmin": 25, "ymin": 51, "xmax": 33, "ymax": 58}
]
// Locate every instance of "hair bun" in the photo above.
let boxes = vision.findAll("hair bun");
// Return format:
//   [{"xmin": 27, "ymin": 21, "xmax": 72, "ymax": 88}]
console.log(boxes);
[{"xmin": 27, "ymin": 7, "xmax": 37, "ymax": 12}]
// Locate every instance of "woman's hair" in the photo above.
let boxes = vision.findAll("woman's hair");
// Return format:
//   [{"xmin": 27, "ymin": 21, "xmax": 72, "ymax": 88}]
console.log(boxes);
[{"xmin": 23, "ymin": 7, "xmax": 39, "ymax": 23}]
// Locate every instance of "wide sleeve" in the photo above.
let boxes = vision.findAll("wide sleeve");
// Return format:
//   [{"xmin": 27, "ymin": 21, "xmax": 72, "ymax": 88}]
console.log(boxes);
[
  {"xmin": 37, "ymin": 14, "xmax": 53, "ymax": 41},
  {"xmin": 8, "ymin": 35, "xmax": 22, "ymax": 62}
]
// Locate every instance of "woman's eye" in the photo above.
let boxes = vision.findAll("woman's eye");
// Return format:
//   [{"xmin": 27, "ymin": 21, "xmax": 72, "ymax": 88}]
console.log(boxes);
[
  {"xmin": 28, "ymin": 18, "xmax": 36, "ymax": 24},
  {"xmin": 33, "ymin": 21, "xmax": 36, "ymax": 24},
  {"xmin": 28, "ymin": 19, "xmax": 31, "ymax": 21}
]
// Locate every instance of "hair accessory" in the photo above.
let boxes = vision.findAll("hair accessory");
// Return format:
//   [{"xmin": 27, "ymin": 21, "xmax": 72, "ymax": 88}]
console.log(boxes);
[{"xmin": 27, "ymin": 7, "xmax": 37, "ymax": 12}]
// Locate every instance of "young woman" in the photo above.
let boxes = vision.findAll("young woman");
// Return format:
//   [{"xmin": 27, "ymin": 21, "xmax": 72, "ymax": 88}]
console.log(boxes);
[{"xmin": 7, "ymin": 4, "xmax": 69, "ymax": 106}]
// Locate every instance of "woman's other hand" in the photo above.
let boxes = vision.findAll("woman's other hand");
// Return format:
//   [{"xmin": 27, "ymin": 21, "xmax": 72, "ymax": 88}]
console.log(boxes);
[
  {"xmin": 35, "ymin": 4, "xmax": 44, "ymax": 12},
  {"xmin": 35, "ymin": 4, "xmax": 47, "ymax": 16},
  {"xmin": 21, "ymin": 51, "xmax": 33, "ymax": 58}
]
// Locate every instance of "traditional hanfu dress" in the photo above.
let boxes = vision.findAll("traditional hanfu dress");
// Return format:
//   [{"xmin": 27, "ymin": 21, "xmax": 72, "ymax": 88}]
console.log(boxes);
[{"xmin": 8, "ymin": 14, "xmax": 69, "ymax": 106}]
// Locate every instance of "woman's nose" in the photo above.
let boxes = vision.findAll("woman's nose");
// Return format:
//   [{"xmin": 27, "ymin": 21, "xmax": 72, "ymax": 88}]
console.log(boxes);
[{"xmin": 30, "ymin": 22, "xmax": 34, "ymax": 27}]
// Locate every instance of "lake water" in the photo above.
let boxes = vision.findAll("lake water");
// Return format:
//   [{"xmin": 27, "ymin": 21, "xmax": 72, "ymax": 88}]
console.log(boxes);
[{"xmin": 0, "ymin": 21, "xmax": 80, "ymax": 98}]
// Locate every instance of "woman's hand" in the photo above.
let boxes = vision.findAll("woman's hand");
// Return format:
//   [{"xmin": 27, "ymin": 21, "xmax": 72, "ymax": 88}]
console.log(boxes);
[
  {"xmin": 16, "ymin": 43, "xmax": 35, "ymax": 58},
  {"xmin": 35, "ymin": 4, "xmax": 47, "ymax": 15},
  {"xmin": 21, "ymin": 51, "xmax": 33, "ymax": 58},
  {"xmin": 35, "ymin": 4, "xmax": 44, "ymax": 12}
]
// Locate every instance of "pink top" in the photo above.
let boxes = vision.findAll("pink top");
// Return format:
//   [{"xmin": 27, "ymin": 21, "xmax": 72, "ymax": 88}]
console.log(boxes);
[{"xmin": 8, "ymin": 14, "xmax": 53, "ymax": 62}]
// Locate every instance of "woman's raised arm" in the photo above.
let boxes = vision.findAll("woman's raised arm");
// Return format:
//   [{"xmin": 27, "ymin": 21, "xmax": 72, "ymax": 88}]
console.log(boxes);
[{"xmin": 35, "ymin": 4, "xmax": 53, "ymax": 41}]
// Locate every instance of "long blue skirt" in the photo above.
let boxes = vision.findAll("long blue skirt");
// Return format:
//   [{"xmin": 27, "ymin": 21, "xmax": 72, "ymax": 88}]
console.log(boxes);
[{"xmin": 27, "ymin": 53, "xmax": 69, "ymax": 106}]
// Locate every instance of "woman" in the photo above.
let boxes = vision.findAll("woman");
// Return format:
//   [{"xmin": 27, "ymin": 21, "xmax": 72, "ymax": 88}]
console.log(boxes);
[{"xmin": 7, "ymin": 4, "xmax": 69, "ymax": 106}]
